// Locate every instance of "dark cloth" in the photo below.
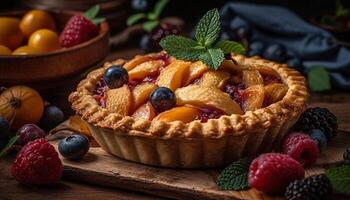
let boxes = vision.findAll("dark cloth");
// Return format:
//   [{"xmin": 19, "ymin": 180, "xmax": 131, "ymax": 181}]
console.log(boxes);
[{"xmin": 221, "ymin": 2, "xmax": 350, "ymax": 90}]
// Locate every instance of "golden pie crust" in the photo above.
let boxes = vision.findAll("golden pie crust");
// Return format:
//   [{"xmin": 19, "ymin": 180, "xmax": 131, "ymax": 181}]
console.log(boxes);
[{"xmin": 69, "ymin": 52, "xmax": 308, "ymax": 168}]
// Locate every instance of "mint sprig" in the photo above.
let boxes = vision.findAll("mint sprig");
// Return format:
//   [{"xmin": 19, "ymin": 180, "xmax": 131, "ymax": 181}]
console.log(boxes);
[
  {"xmin": 217, "ymin": 157, "xmax": 253, "ymax": 191},
  {"xmin": 326, "ymin": 165, "xmax": 350, "ymax": 195},
  {"xmin": 160, "ymin": 8, "xmax": 245, "ymax": 70}
]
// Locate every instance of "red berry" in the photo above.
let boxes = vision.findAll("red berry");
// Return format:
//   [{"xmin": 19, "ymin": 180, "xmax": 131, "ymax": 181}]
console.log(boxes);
[
  {"xmin": 59, "ymin": 15, "xmax": 98, "ymax": 48},
  {"xmin": 281, "ymin": 133, "xmax": 319, "ymax": 166},
  {"xmin": 18, "ymin": 124, "xmax": 45, "ymax": 146},
  {"xmin": 248, "ymin": 153, "xmax": 304, "ymax": 194},
  {"xmin": 11, "ymin": 139, "xmax": 62, "ymax": 185}
]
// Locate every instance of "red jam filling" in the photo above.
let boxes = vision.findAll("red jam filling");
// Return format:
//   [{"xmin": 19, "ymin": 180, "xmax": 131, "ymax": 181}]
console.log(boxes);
[
  {"xmin": 262, "ymin": 74, "xmax": 281, "ymax": 85},
  {"xmin": 93, "ymin": 78, "xmax": 108, "ymax": 107},
  {"xmin": 223, "ymin": 83, "xmax": 246, "ymax": 109},
  {"xmin": 196, "ymin": 107, "xmax": 225, "ymax": 123}
]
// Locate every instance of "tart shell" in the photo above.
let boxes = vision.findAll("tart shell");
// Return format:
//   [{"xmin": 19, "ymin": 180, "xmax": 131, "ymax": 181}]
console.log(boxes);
[{"xmin": 69, "ymin": 53, "xmax": 308, "ymax": 168}]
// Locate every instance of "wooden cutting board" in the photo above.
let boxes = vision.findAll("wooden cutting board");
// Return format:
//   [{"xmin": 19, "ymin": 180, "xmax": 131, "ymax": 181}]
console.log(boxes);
[{"xmin": 51, "ymin": 130, "xmax": 349, "ymax": 200}]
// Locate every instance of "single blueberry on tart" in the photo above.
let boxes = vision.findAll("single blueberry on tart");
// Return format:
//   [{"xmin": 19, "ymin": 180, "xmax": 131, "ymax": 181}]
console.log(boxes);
[{"xmin": 69, "ymin": 9, "xmax": 308, "ymax": 168}]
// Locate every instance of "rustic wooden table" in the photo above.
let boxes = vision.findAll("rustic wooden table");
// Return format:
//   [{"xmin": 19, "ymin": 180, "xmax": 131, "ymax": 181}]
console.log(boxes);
[{"xmin": 1, "ymin": 48, "xmax": 349, "ymax": 200}]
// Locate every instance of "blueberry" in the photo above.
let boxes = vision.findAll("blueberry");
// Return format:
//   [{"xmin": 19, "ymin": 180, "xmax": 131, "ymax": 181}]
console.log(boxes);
[
  {"xmin": 104, "ymin": 65, "xmax": 129, "ymax": 89},
  {"xmin": 18, "ymin": 124, "xmax": 45, "ymax": 146},
  {"xmin": 131, "ymin": 0, "xmax": 148, "ymax": 12},
  {"xmin": 287, "ymin": 57, "xmax": 302, "ymax": 69},
  {"xmin": 308, "ymin": 129, "xmax": 327, "ymax": 152},
  {"xmin": 150, "ymin": 87, "xmax": 176, "ymax": 112},
  {"xmin": 248, "ymin": 41, "xmax": 265, "ymax": 57},
  {"xmin": 39, "ymin": 105, "xmax": 65, "ymax": 130},
  {"xmin": 0, "ymin": 117, "xmax": 11, "ymax": 140},
  {"xmin": 140, "ymin": 34, "xmax": 154, "ymax": 53},
  {"xmin": 58, "ymin": 134, "xmax": 90, "ymax": 161},
  {"xmin": 263, "ymin": 44, "xmax": 287, "ymax": 63}
]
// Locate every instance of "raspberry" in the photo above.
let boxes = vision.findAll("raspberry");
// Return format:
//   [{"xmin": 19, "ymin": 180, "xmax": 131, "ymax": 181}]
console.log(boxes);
[
  {"xmin": 281, "ymin": 133, "xmax": 319, "ymax": 166},
  {"xmin": 11, "ymin": 139, "xmax": 62, "ymax": 185},
  {"xmin": 59, "ymin": 15, "xmax": 98, "ymax": 48},
  {"xmin": 248, "ymin": 153, "xmax": 304, "ymax": 194},
  {"xmin": 292, "ymin": 107, "xmax": 337, "ymax": 140},
  {"xmin": 285, "ymin": 174, "xmax": 332, "ymax": 200}
]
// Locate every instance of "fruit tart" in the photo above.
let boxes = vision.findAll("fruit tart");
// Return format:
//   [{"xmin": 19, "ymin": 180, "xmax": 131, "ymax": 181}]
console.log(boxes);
[{"xmin": 69, "ymin": 51, "xmax": 308, "ymax": 168}]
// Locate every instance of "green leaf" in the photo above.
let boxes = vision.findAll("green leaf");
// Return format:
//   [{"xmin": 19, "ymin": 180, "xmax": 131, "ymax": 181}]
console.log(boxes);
[
  {"xmin": 326, "ymin": 165, "xmax": 350, "ymax": 195},
  {"xmin": 307, "ymin": 67, "xmax": 331, "ymax": 92},
  {"xmin": 160, "ymin": 35, "xmax": 204, "ymax": 61},
  {"xmin": 152, "ymin": 0, "xmax": 169, "ymax": 19},
  {"xmin": 91, "ymin": 17, "xmax": 105, "ymax": 25},
  {"xmin": 215, "ymin": 40, "xmax": 246, "ymax": 54},
  {"xmin": 336, "ymin": 0, "xmax": 350, "ymax": 17},
  {"xmin": 143, "ymin": 21, "xmax": 159, "ymax": 32},
  {"xmin": 199, "ymin": 48, "xmax": 224, "ymax": 70},
  {"xmin": 195, "ymin": 8, "xmax": 221, "ymax": 47},
  {"xmin": 0, "ymin": 135, "xmax": 19, "ymax": 158},
  {"xmin": 84, "ymin": 5, "xmax": 100, "ymax": 20},
  {"xmin": 217, "ymin": 157, "xmax": 253, "ymax": 191},
  {"xmin": 127, "ymin": 13, "xmax": 147, "ymax": 26}
]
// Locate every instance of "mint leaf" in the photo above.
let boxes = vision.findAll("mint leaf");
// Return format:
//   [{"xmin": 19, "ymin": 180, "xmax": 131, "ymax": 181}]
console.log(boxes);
[
  {"xmin": 308, "ymin": 67, "xmax": 331, "ymax": 92},
  {"xmin": 160, "ymin": 35, "xmax": 203, "ymax": 60},
  {"xmin": 84, "ymin": 5, "xmax": 100, "ymax": 20},
  {"xmin": 127, "ymin": 13, "xmax": 147, "ymax": 26},
  {"xmin": 195, "ymin": 8, "xmax": 221, "ymax": 47},
  {"xmin": 199, "ymin": 48, "xmax": 224, "ymax": 70},
  {"xmin": 152, "ymin": 0, "xmax": 169, "ymax": 19},
  {"xmin": 215, "ymin": 40, "xmax": 246, "ymax": 54},
  {"xmin": 326, "ymin": 165, "xmax": 350, "ymax": 195},
  {"xmin": 217, "ymin": 157, "xmax": 253, "ymax": 190},
  {"xmin": 0, "ymin": 135, "xmax": 19, "ymax": 158},
  {"xmin": 143, "ymin": 21, "xmax": 159, "ymax": 32}
]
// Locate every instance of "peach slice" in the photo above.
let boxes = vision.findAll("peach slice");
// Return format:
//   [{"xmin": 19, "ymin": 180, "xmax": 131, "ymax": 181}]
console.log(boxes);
[
  {"xmin": 156, "ymin": 60, "xmax": 191, "ymax": 91},
  {"xmin": 124, "ymin": 55, "xmax": 154, "ymax": 71},
  {"xmin": 199, "ymin": 70, "xmax": 230, "ymax": 89},
  {"xmin": 105, "ymin": 85, "xmax": 133, "ymax": 116},
  {"xmin": 183, "ymin": 61, "xmax": 209, "ymax": 85},
  {"xmin": 242, "ymin": 85, "xmax": 265, "ymax": 111},
  {"xmin": 132, "ymin": 102, "xmax": 156, "ymax": 121},
  {"xmin": 264, "ymin": 83, "xmax": 288, "ymax": 104},
  {"xmin": 132, "ymin": 83, "xmax": 157, "ymax": 110},
  {"xmin": 153, "ymin": 106, "xmax": 201, "ymax": 123},
  {"xmin": 175, "ymin": 85, "xmax": 243, "ymax": 115},
  {"xmin": 249, "ymin": 66, "xmax": 280, "ymax": 78},
  {"xmin": 128, "ymin": 60, "xmax": 164, "ymax": 81},
  {"xmin": 242, "ymin": 69, "xmax": 263, "ymax": 86}
]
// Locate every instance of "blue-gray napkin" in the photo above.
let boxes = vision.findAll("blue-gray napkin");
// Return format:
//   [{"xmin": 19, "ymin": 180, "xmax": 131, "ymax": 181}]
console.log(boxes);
[{"xmin": 220, "ymin": 2, "xmax": 350, "ymax": 90}]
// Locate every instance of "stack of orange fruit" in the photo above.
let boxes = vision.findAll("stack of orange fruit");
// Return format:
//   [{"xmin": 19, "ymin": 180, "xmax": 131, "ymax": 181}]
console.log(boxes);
[{"xmin": 0, "ymin": 10, "xmax": 60, "ymax": 55}]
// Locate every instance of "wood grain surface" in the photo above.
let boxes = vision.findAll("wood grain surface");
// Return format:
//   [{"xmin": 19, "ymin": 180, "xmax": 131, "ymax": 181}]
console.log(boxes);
[{"xmin": 47, "ymin": 128, "xmax": 350, "ymax": 200}]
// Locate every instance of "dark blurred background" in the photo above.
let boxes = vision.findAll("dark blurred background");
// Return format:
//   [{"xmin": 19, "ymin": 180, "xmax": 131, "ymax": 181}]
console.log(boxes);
[{"xmin": 2, "ymin": 0, "xmax": 350, "ymax": 19}]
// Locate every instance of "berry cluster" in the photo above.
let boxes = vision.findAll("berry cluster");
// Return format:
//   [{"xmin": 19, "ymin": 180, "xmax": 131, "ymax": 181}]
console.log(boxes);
[{"xmin": 218, "ymin": 106, "xmax": 338, "ymax": 197}]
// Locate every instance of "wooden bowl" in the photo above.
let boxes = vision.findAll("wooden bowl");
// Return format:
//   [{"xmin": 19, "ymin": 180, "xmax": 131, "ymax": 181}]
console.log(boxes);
[{"xmin": 0, "ymin": 10, "xmax": 110, "ymax": 91}]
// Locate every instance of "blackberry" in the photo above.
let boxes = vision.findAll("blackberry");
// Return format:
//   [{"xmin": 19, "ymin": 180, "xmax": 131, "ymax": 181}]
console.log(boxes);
[
  {"xmin": 292, "ymin": 107, "xmax": 337, "ymax": 141},
  {"xmin": 343, "ymin": 147, "xmax": 350, "ymax": 164},
  {"xmin": 285, "ymin": 174, "xmax": 332, "ymax": 200}
]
